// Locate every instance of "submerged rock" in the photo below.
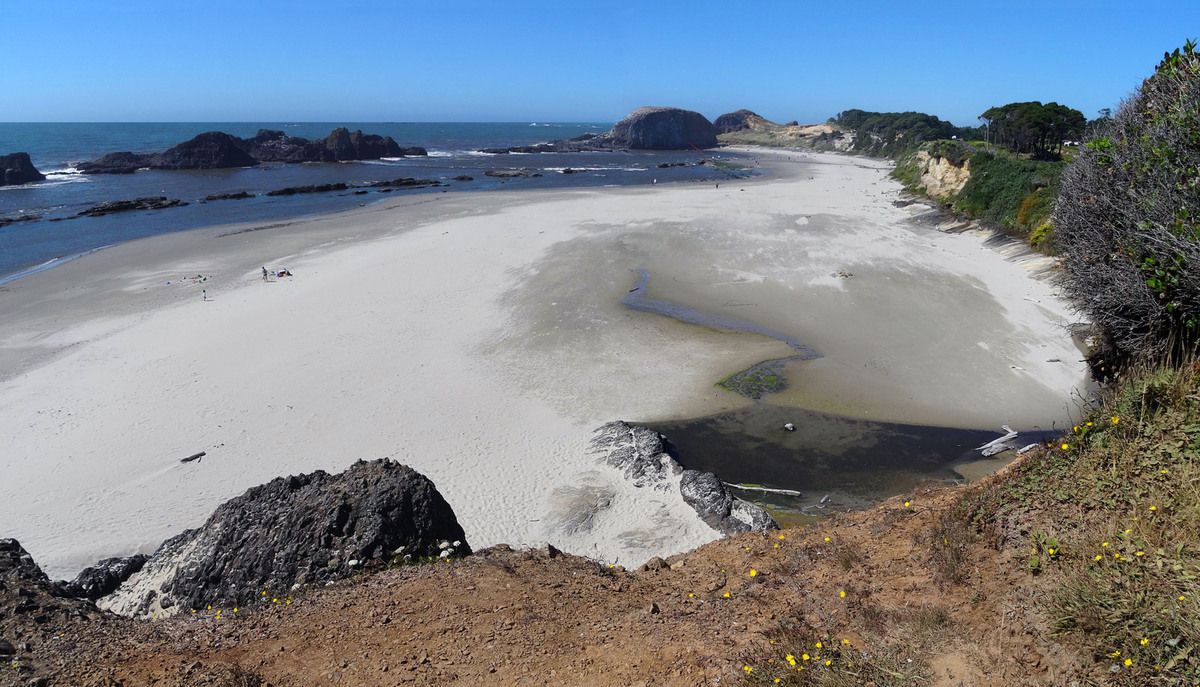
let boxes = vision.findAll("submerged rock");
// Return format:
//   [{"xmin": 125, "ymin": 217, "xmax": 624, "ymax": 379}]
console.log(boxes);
[
  {"xmin": 76, "ymin": 151, "xmax": 154, "ymax": 174},
  {"xmin": 265, "ymin": 182, "xmax": 349, "ymax": 196},
  {"xmin": 59, "ymin": 555, "xmax": 146, "ymax": 600},
  {"xmin": 590, "ymin": 422, "xmax": 777, "ymax": 535},
  {"xmin": 0, "ymin": 152, "xmax": 46, "ymax": 186},
  {"xmin": 484, "ymin": 168, "xmax": 543, "ymax": 178},
  {"xmin": 204, "ymin": 191, "xmax": 255, "ymax": 201},
  {"xmin": 100, "ymin": 459, "xmax": 469, "ymax": 617},
  {"xmin": 366, "ymin": 177, "xmax": 441, "ymax": 188}
]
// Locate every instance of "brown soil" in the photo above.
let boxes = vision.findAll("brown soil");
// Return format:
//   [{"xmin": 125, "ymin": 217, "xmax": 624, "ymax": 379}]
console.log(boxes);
[{"xmin": 2, "ymin": 464, "xmax": 1097, "ymax": 687}]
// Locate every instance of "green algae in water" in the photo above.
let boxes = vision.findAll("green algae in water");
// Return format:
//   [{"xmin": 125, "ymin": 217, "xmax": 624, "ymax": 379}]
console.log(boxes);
[{"xmin": 718, "ymin": 359, "xmax": 788, "ymax": 399}]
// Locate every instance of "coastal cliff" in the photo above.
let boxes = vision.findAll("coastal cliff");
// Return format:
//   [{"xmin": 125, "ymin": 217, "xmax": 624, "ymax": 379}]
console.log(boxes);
[{"xmin": 914, "ymin": 148, "xmax": 971, "ymax": 198}]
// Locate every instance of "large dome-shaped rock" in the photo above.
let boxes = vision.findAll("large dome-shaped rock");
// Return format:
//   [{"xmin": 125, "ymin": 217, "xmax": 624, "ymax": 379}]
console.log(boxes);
[
  {"xmin": 150, "ymin": 131, "xmax": 259, "ymax": 170},
  {"xmin": 0, "ymin": 152, "xmax": 46, "ymax": 186},
  {"xmin": 713, "ymin": 109, "xmax": 779, "ymax": 134},
  {"xmin": 600, "ymin": 107, "xmax": 719, "ymax": 150},
  {"xmin": 99, "ymin": 459, "xmax": 469, "ymax": 617}
]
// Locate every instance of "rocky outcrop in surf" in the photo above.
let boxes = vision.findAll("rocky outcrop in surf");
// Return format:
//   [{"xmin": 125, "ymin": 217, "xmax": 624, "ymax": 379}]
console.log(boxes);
[
  {"xmin": 59, "ymin": 555, "xmax": 147, "ymax": 601},
  {"xmin": 596, "ymin": 106, "xmax": 719, "ymax": 150},
  {"xmin": 591, "ymin": 422, "xmax": 777, "ymax": 535},
  {"xmin": 0, "ymin": 152, "xmax": 46, "ymax": 186},
  {"xmin": 99, "ymin": 459, "xmax": 469, "ymax": 618},
  {"xmin": 78, "ymin": 128, "xmax": 426, "ymax": 174}
]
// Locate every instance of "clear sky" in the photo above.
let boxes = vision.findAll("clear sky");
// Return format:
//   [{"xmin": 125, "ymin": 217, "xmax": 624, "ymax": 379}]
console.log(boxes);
[{"xmin": 2, "ymin": 0, "xmax": 1194, "ymax": 125}]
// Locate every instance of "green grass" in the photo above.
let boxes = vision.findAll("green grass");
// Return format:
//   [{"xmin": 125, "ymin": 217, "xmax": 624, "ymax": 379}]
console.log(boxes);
[{"xmin": 936, "ymin": 363, "xmax": 1200, "ymax": 683}]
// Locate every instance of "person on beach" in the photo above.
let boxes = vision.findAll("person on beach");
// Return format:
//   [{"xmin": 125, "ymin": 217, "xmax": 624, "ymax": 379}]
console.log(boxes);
[{"xmin": 262, "ymin": 266, "xmax": 269, "ymax": 281}]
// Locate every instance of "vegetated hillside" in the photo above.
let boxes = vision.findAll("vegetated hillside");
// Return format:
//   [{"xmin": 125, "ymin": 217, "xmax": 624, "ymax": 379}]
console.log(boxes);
[{"xmin": 830, "ymin": 109, "xmax": 979, "ymax": 158}]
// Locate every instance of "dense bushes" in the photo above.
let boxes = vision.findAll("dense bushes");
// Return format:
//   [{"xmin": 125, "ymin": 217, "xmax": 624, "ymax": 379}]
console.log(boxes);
[
  {"xmin": 831, "ymin": 109, "xmax": 977, "ymax": 158},
  {"xmin": 953, "ymin": 152, "xmax": 1063, "ymax": 233},
  {"xmin": 1054, "ymin": 41, "xmax": 1200, "ymax": 364}
]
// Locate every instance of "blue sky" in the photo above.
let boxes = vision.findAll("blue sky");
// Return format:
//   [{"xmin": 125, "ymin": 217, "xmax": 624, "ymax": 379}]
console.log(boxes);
[{"xmin": 1, "ymin": 0, "xmax": 1194, "ymax": 124}]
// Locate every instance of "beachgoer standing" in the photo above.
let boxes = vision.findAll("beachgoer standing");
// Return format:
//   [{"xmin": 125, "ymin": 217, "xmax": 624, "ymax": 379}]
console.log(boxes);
[{"xmin": 262, "ymin": 266, "xmax": 268, "ymax": 281}]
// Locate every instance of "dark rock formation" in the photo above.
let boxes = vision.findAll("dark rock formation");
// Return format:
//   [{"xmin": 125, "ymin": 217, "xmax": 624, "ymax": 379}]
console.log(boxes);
[
  {"xmin": 100, "ymin": 459, "xmax": 469, "ymax": 617},
  {"xmin": 76, "ymin": 151, "xmax": 153, "ymax": 174},
  {"xmin": 80, "ymin": 128, "xmax": 426, "ymax": 174},
  {"xmin": 598, "ymin": 107, "xmax": 718, "ymax": 150},
  {"xmin": 0, "ymin": 213, "xmax": 40, "ymax": 228},
  {"xmin": 59, "ymin": 555, "xmax": 146, "ymax": 601},
  {"xmin": 365, "ymin": 177, "xmax": 441, "ymax": 189},
  {"xmin": 679, "ymin": 471, "xmax": 777, "ymax": 535},
  {"xmin": 590, "ymin": 422, "xmax": 777, "ymax": 535},
  {"xmin": 77, "ymin": 197, "xmax": 188, "ymax": 217},
  {"xmin": 452, "ymin": 175, "xmax": 474, "ymax": 181},
  {"xmin": 265, "ymin": 183, "xmax": 349, "ymax": 196},
  {"xmin": 0, "ymin": 152, "xmax": 46, "ymax": 186},
  {"xmin": 713, "ymin": 109, "xmax": 778, "ymax": 134},
  {"xmin": 484, "ymin": 168, "xmax": 543, "ymax": 178},
  {"xmin": 204, "ymin": 191, "xmax": 254, "ymax": 201},
  {"xmin": 153, "ymin": 132, "xmax": 258, "ymax": 170}
]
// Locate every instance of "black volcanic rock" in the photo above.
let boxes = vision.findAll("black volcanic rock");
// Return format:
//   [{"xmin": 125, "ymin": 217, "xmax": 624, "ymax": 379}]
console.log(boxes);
[
  {"xmin": 77, "ymin": 197, "xmax": 188, "ymax": 217},
  {"xmin": 0, "ymin": 152, "xmax": 46, "ymax": 185},
  {"xmin": 60, "ymin": 555, "xmax": 146, "ymax": 601},
  {"xmin": 77, "ymin": 151, "xmax": 154, "ymax": 174},
  {"xmin": 265, "ymin": 182, "xmax": 349, "ymax": 196},
  {"xmin": 322, "ymin": 128, "xmax": 424, "ymax": 161},
  {"xmin": 99, "ymin": 459, "xmax": 469, "ymax": 616},
  {"xmin": 204, "ymin": 191, "xmax": 254, "ymax": 201},
  {"xmin": 599, "ymin": 107, "xmax": 719, "ymax": 150},
  {"xmin": 241, "ymin": 129, "xmax": 329, "ymax": 163},
  {"xmin": 366, "ymin": 177, "xmax": 441, "ymax": 188},
  {"xmin": 151, "ymin": 131, "xmax": 259, "ymax": 170}
]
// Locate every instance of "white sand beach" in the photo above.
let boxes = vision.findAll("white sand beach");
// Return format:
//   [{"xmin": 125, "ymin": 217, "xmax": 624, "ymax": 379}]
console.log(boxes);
[{"xmin": 0, "ymin": 151, "xmax": 1091, "ymax": 579}]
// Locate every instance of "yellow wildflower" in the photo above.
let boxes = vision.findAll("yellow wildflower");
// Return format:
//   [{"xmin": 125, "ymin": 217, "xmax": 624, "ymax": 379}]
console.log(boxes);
[
  {"xmin": 774, "ymin": 679, "xmax": 781, "ymax": 684},
  {"xmin": 1110, "ymin": 651, "xmax": 1121, "ymax": 658},
  {"xmin": 1047, "ymin": 548, "xmax": 1056, "ymax": 555},
  {"xmin": 723, "ymin": 591, "xmax": 731, "ymax": 599},
  {"xmin": 1140, "ymin": 638, "xmax": 1149, "ymax": 646},
  {"xmin": 687, "ymin": 593, "xmax": 694, "ymax": 598},
  {"xmin": 802, "ymin": 653, "xmax": 810, "ymax": 661},
  {"xmin": 839, "ymin": 590, "xmax": 846, "ymax": 598},
  {"xmin": 815, "ymin": 641, "xmax": 822, "ymax": 649},
  {"xmin": 824, "ymin": 536, "xmax": 831, "ymax": 543},
  {"xmin": 1179, "ymin": 595, "xmax": 1187, "ymax": 601},
  {"xmin": 1073, "ymin": 425, "xmax": 1080, "ymax": 433},
  {"xmin": 1111, "ymin": 416, "xmax": 1120, "ymax": 424},
  {"xmin": 778, "ymin": 534, "xmax": 786, "ymax": 540},
  {"xmin": 743, "ymin": 665, "xmax": 753, "ymax": 674},
  {"xmin": 1136, "ymin": 551, "xmax": 1145, "ymax": 557},
  {"xmin": 786, "ymin": 654, "xmax": 796, "ymax": 666},
  {"xmin": 773, "ymin": 543, "xmax": 780, "ymax": 549},
  {"xmin": 1124, "ymin": 658, "xmax": 1133, "ymax": 667},
  {"xmin": 1061, "ymin": 443, "xmax": 1070, "ymax": 451},
  {"xmin": 1094, "ymin": 554, "xmax": 1103, "ymax": 561},
  {"xmin": 1086, "ymin": 421, "xmax": 1093, "ymax": 427},
  {"xmin": 233, "ymin": 607, "xmax": 238, "ymax": 613},
  {"xmin": 1149, "ymin": 505, "xmax": 1158, "ymax": 512},
  {"xmin": 749, "ymin": 568, "xmax": 758, "ymax": 577},
  {"xmin": 903, "ymin": 500, "xmax": 911, "ymax": 508},
  {"xmin": 825, "ymin": 659, "xmax": 832, "ymax": 666},
  {"xmin": 841, "ymin": 638, "xmax": 851, "ymax": 645},
  {"xmin": 1102, "ymin": 542, "xmax": 1110, "ymax": 547}
]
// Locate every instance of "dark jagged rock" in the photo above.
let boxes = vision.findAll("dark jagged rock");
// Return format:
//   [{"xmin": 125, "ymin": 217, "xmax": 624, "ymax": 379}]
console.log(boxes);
[
  {"xmin": 0, "ymin": 213, "xmax": 40, "ymax": 228},
  {"xmin": 204, "ymin": 191, "xmax": 254, "ymax": 201},
  {"xmin": 0, "ymin": 153, "xmax": 46, "ymax": 186},
  {"xmin": 59, "ymin": 555, "xmax": 146, "ymax": 601},
  {"xmin": 590, "ymin": 422, "xmax": 777, "ymax": 535},
  {"xmin": 80, "ymin": 128, "xmax": 426, "ymax": 173},
  {"xmin": 656, "ymin": 161, "xmax": 690, "ymax": 168},
  {"xmin": 152, "ymin": 132, "xmax": 258, "ymax": 170},
  {"xmin": 452, "ymin": 175, "xmax": 474, "ymax": 181},
  {"xmin": 598, "ymin": 106, "xmax": 718, "ymax": 150},
  {"xmin": 77, "ymin": 151, "xmax": 154, "ymax": 174},
  {"xmin": 365, "ymin": 177, "xmax": 441, "ymax": 189},
  {"xmin": 713, "ymin": 109, "xmax": 778, "ymax": 134},
  {"xmin": 0, "ymin": 539, "xmax": 50, "ymax": 588},
  {"xmin": 100, "ymin": 459, "xmax": 469, "ymax": 617},
  {"xmin": 265, "ymin": 183, "xmax": 349, "ymax": 196},
  {"xmin": 484, "ymin": 168, "xmax": 542, "ymax": 178},
  {"xmin": 679, "ymin": 470, "xmax": 777, "ymax": 535},
  {"xmin": 76, "ymin": 197, "xmax": 188, "ymax": 217}
]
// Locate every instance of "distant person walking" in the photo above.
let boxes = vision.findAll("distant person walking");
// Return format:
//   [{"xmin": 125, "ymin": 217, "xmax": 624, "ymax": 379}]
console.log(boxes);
[
  {"xmin": 202, "ymin": 289, "xmax": 207, "ymax": 301},
  {"xmin": 262, "ymin": 266, "xmax": 269, "ymax": 282}
]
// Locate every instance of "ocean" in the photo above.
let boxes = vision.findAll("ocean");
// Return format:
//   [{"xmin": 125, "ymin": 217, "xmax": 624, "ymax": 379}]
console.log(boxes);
[{"xmin": 0, "ymin": 122, "xmax": 746, "ymax": 283}]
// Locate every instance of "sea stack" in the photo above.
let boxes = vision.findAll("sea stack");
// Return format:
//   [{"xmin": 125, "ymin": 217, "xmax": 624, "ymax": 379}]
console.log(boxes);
[
  {"xmin": 0, "ymin": 152, "xmax": 46, "ymax": 186},
  {"xmin": 599, "ymin": 106, "xmax": 719, "ymax": 150},
  {"xmin": 713, "ymin": 109, "xmax": 779, "ymax": 133}
]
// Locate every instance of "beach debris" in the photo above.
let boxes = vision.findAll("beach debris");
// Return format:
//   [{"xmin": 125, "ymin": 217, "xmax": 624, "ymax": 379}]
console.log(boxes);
[
  {"xmin": 831, "ymin": 270, "xmax": 854, "ymax": 279},
  {"xmin": 975, "ymin": 425, "xmax": 1019, "ymax": 457},
  {"xmin": 1017, "ymin": 443, "xmax": 1040, "ymax": 455},
  {"xmin": 783, "ymin": 422, "xmax": 796, "ymax": 432},
  {"xmin": 180, "ymin": 451, "xmax": 206, "ymax": 464},
  {"xmin": 724, "ymin": 483, "xmax": 804, "ymax": 498}
]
